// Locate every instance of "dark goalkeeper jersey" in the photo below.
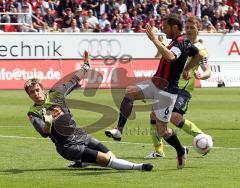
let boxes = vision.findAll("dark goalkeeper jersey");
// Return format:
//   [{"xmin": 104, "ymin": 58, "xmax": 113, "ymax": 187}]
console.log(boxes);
[
  {"xmin": 27, "ymin": 75, "xmax": 88, "ymax": 146},
  {"xmin": 152, "ymin": 35, "xmax": 199, "ymax": 94}
]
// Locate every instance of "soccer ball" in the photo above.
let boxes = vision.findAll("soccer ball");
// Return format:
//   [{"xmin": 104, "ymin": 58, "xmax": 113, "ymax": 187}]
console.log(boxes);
[{"xmin": 192, "ymin": 134, "xmax": 213, "ymax": 154}]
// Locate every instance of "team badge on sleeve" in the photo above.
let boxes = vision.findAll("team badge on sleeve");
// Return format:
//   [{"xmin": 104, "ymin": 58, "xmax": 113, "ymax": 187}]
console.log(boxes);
[{"xmin": 28, "ymin": 115, "xmax": 34, "ymax": 123}]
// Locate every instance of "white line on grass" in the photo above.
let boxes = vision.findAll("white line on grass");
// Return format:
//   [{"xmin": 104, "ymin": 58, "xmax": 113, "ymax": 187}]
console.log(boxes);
[
  {"xmin": 0, "ymin": 135, "xmax": 44, "ymax": 140},
  {"xmin": 0, "ymin": 134, "xmax": 240, "ymax": 150},
  {"xmin": 0, "ymin": 126, "xmax": 26, "ymax": 128}
]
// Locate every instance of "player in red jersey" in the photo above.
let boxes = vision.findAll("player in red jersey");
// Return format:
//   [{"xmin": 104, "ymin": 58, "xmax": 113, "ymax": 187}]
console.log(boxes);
[{"xmin": 105, "ymin": 14, "xmax": 202, "ymax": 169}]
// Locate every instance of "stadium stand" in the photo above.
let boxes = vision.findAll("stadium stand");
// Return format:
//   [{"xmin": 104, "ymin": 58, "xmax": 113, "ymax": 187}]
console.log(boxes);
[{"xmin": 0, "ymin": 0, "xmax": 239, "ymax": 33}]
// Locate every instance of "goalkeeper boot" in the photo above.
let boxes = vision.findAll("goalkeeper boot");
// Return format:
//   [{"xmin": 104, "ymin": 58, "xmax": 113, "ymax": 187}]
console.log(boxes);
[
  {"xmin": 142, "ymin": 163, "xmax": 154, "ymax": 171},
  {"xmin": 68, "ymin": 161, "xmax": 84, "ymax": 168},
  {"xmin": 68, "ymin": 161, "xmax": 91, "ymax": 168},
  {"xmin": 105, "ymin": 128, "xmax": 122, "ymax": 141},
  {"xmin": 177, "ymin": 146, "xmax": 188, "ymax": 169}
]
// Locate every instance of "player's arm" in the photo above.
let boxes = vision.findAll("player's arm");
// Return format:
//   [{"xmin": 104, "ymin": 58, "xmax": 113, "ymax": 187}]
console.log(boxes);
[
  {"xmin": 185, "ymin": 53, "xmax": 202, "ymax": 71},
  {"xmin": 54, "ymin": 51, "xmax": 90, "ymax": 97},
  {"xmin": 54, "ymin": 75, "xmax": 81, "ymax": 97},
  {"xmin": 184, "ymin": 42, "xmax": 201, "ymax": 71},
  {"xmin": 194, "ymin": 58, "xmax": 211, "ymax": 80},
  {"xmin": 146, "ymin": 24, "xmax": 176, "ymax": 62},
  {"xmin": 183, "ymin": 44, "xmax": 201, "ymax": 80},
  {"xmin": 28, "ymin": 112, "xmax": 52, "ymax": 137}
]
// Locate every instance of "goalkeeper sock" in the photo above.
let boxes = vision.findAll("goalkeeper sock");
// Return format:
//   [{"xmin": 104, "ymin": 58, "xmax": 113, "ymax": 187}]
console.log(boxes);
[
  {"xmin": 181, "ymin": 119, "xmax": 204, "ymax": 137},
  {"xmin": 107, "ymin": 157, "xmax": 142, "ymax": 170}
]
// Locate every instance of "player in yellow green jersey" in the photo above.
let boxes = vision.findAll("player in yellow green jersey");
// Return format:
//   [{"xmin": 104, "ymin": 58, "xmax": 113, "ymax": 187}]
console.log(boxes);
[{"xmin": 144, "ymin": 16, "xmax": 211, "ymax": 158}]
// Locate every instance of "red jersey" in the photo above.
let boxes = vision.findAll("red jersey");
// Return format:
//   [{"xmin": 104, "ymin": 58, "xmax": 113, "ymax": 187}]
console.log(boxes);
[{"xmin": 152, "ymin": 35, "xmax": 199, "ymax": 94}]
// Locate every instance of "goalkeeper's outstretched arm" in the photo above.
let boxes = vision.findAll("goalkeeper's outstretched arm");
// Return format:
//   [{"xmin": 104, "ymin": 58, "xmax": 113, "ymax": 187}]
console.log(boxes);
[
  {"xmin": 28, "ymin": 113, "xmax": 51, "ymax": 137},
  {"xmin": 54, "ymin": 51, "xmax": 91, "ymax": 97}
]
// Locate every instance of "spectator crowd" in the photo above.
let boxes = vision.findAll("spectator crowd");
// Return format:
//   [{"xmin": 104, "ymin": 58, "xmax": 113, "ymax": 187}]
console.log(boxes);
[{"xmin": 0, "ymin": 0, "xmax": 239, "ymax": 33}]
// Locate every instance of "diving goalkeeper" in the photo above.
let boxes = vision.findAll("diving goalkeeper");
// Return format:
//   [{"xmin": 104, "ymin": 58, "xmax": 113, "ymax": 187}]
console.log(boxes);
[{"xmin": 25, "ymin": 51, "xmax": 153, "ymax": 171}]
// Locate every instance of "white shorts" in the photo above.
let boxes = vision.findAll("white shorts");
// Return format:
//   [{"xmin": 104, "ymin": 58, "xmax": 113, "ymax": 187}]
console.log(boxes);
[{"xmin": 137, "ymin": 80, "xmax": 177, "ymax": 122}]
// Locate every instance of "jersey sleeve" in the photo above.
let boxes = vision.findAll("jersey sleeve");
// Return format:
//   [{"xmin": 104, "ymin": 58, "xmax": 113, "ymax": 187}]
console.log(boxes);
[
  {"xmin": 199, "ymin": 48, "xmax": 208, "ymax": 65},
  {"xmin": 53, "ymin": 75, "xmax": 81, "ymax": 97},
  {"xmin": 188, "ymin": 43, "xmax": 199, "ymax": 57},
  {"xmin": 170, "ymin": 42, "xmax": 182, "ymax": 59},
  {"xmin": 199, "ymin": 56, "xmax": 208, "ymax": 65},
  {"xmin": 27, "ymin": 112, "xmax": 48, "ymax": 138}
]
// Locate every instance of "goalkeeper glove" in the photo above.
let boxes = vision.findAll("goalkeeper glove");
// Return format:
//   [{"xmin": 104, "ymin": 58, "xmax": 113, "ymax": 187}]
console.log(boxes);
[
  {"xmin": 82, "ymin": 50, "xmax": 91, "ymax": 71},
  {"xmin": 42, "ymin": 108, "xmax": 53, "ymax": 129}
]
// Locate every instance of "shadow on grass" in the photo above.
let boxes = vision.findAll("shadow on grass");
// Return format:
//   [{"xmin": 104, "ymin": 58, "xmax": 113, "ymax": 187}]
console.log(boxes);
[
  {"xmin": 0, "ymin": 166, "xmax": 199, "ymax": 175},
  {"xmin": 124, "ymin": 156, "xmax": 176, "ymax": 160},
  {"xmin": 162, "ymin": 166, "xmax": 199, "ymax": 171},
  {"xmin": 66, "ymin": 168, "xmax": 131, "ymax": 176},
  {"xmin": 0, "ymin": 167, "xmax": 129, "ymax": 176}
]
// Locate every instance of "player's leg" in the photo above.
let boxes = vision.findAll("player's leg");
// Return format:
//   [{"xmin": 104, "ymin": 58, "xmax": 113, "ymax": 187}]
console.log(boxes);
[
  {"xmin": 171, "ymin": 89, "xmax": 204, "ymax": 137},
  {"xmin": 105, "ymin": 84, "xmax": 145, "ymax": 141},
  {"xmin": 96, "ymin": 151, "xmax": 153, "ymax": 171},
  {"xmin": 182, "ymin": 119, "xmax": 204, "ymax": 136},
  {"xmin": 58, "ymin": 142, "xmax": 153, "ymax": 170},
  {"xmin": 86, "ymin": 135, "xmax": 153, "ymax": 171},
  {"xmin": 86, "ymin": 136, "xmax": 116, "ymax": 158},
  {"xmin": 153, "ymin": 90, "xmax": 187, "ymax": 169},
  {"xmin": 79, "ymin": 146, "xmax": 153, "ymax": 171},
  {"xmin": 105, "ymin": 79, "xmax": 171, "ymax": 141},
  {"xmin": 118, "ymin": 85, "xmax": 144, "ymax": 132},
  {"xmin": 68, "ymin": 136, "xmax": 116, "ymax": 168},
  {"xmin": 171, "ymin": 113, "xmax": 204, "ymax": 137},
  {"xmin": 144, "ymin": 111, "xmax": 165, "ymax": 159},
  {"xmin": 156, "ymin": 118, "xmax": 187, "ymax": 169}
]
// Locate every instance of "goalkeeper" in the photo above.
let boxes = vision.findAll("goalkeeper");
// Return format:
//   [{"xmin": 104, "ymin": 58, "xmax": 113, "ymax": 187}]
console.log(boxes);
[
  {"xmin": 145, "ymin": 16, "xmax": 211, "ymax": 158},
  {"xmin": 25, "ymin": 51, "xmax": 153, "ymax": 171}
]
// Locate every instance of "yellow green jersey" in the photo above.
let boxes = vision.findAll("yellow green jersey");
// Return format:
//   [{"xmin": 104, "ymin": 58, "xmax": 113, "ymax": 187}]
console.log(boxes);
[{"xmin": 178, "ymin": 41, "xmax": 208, "ymax": 94}]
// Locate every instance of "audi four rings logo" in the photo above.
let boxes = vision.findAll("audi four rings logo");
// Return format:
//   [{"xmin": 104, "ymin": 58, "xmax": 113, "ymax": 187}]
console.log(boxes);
[{"xmin": 78, "ymin": 39, "xmax": 122, "ymax": 58}]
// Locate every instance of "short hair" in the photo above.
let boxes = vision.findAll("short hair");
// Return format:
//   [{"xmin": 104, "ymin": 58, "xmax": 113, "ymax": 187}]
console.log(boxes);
[
  {"xmin": 24, "ymin": 78, "xmax": 43, "ymax": 94},
  {"xmin": 163, "ymin": 13, "xmax": 183, "ymax": 31},
  {"xmin": 186, "ymin": 16, "xmax": 201, "ymax": 30}
]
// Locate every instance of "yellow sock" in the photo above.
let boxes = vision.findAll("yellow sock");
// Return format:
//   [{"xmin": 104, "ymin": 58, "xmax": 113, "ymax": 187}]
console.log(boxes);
[
  {"xmin": 155, "ymin": 143, "xmax": 164, "ymax": 154},
  {"xmin": 182, "ymin": 119, "xmax": 204, "ymax": 137},
  {"xmin": 150, "ymin": 124, "xmax": 164, "ymax": 154}
]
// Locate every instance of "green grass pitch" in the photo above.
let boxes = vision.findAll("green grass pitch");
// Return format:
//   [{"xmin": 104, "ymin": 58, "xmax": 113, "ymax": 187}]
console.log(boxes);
[{"xmin": 0, "ymin": 88, "xmax": 240, "ymax": 188}]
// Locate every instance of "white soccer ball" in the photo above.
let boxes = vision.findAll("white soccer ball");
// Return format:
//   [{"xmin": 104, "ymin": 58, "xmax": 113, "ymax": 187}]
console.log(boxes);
[{"xmin": 193, "ymin": 134, "xmax": 213, "ymax": 154}]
